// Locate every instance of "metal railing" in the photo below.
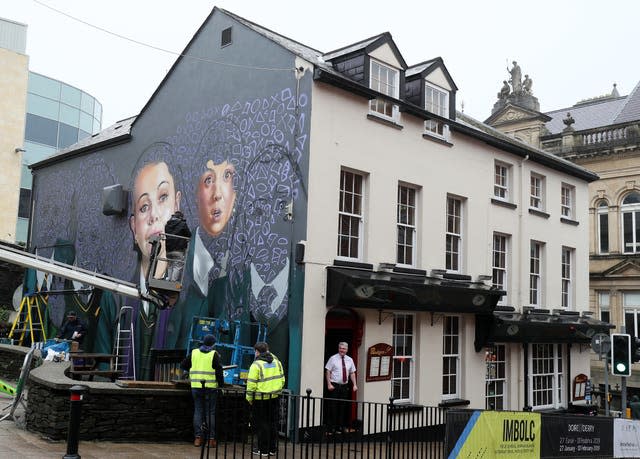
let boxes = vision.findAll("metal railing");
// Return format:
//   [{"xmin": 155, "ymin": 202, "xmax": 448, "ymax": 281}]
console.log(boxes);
[{"xmin": 197, "ymin": 388, "xmax": 446, "ymax": 458}]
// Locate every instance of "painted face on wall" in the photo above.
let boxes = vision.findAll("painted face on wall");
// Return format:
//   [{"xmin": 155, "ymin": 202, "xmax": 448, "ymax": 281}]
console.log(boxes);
[
  {"xmin": 129, "ymin": 162, "xmax": 181, "ymax": 262},
  {"xmin": 197, "ymin": 159, "xmax": 236, "ymax": 237}
]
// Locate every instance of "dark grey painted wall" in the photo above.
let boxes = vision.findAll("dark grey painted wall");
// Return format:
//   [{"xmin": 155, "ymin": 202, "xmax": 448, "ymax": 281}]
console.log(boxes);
[{"xmin": 29, "ymin": 9, "xmax": 311, "ymax": 384}]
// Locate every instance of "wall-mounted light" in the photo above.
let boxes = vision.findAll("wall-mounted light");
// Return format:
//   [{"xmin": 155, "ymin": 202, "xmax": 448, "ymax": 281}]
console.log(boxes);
[{"xmin": 14, "ymin": 148, "xmax": 26, "ymax": 153}]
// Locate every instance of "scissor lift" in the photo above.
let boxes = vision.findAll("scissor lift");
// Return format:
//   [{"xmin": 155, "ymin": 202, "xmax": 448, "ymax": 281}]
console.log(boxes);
[{"xmin": 187, "ymin": 316, "xmax": 268, "ymax": 385}]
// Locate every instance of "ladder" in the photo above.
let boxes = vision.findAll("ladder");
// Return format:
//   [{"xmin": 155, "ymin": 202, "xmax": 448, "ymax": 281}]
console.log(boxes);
[
  {"xmin": 113, "ymin": 306, "xmax": 135, "ymax": 379},
  {"xmin": 8, "ymin": 295, "xmax": 47, "ymax": 346}
]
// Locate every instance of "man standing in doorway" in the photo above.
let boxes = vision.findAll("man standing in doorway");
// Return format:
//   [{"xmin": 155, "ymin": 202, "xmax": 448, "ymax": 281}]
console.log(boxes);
[{"xmin": 325, "ymin": 342, "xmax": 357, "ymax": 434}]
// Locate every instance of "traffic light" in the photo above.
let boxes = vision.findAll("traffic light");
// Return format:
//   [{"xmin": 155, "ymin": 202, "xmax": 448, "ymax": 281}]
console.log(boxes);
[{"xmin": 611, "ymin": 333, "xmax": 631, "ymax": 376}]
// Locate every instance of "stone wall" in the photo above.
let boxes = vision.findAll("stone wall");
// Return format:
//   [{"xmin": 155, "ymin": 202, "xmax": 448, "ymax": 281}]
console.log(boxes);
[
  {"xmin": 1, "ymin": 348, "xmax": 251, "ymax": 442},
  {"xmin": 26, "ymin": 375, "xmax": 194, "ymax": 441},
  {"xmin": 24, "ymin": 361, "xmax": 250, "ymax": 442},
  {"xmin": 0, "ymin": 343, "xmax": 30, "ymax": 380}
]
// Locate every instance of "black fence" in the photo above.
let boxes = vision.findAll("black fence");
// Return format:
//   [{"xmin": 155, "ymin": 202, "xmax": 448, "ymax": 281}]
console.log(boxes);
[{"xmin": 200, "ymin": 388, "xmax": 447, "ymax": 458}]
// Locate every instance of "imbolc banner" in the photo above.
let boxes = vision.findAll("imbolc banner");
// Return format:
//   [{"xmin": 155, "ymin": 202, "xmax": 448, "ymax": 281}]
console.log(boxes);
[{"xmin": 448, "ymin": 411, "xmax": 541, "ymax": 458}]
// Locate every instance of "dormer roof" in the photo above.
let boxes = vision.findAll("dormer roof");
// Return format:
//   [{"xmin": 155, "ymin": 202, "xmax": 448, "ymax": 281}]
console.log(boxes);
[
  {"xmin": 323, "ymin": 32, "xmax": 407, "ymax": 70},
  {"xmin": 406, "ymin": 58, "xmax": 458, "ymax": 91}
]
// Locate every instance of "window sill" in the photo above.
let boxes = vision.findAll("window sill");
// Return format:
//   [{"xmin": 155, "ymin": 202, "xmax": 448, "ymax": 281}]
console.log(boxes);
[
  {"xmin": 438, "ymin": 398, "xmax": 470, "ymax": 408},
  {"xmin": 389, "ymin": 403, "xmax": 423, "ymax": 414},
  {"xmin": 422, "ymin": 132, "xmax": 453, "ymax": 147},
  {"xmin": 528, "ymin": 208, "xmax": 550, "ymax": 219},
  {"xmin": 491, "ymin": 198, "xmax": 517, "ymax": 210},
  {"xmin": 333, "ymin": 259, "xmax": 374, "ymax": 270},
  {"xmin": 560, "ymin": 217, "xmax": 579, "ymax": 226},
  {"xmin": 367, "ymin": 113, "xmax": 403, "ymax": 130}
]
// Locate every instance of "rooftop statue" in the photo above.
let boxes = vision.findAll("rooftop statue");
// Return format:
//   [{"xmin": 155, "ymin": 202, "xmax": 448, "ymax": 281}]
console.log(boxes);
[
  {"xmin": 523, "ymin": 74, "xmax": 533, "ymax": 95},
  {"xmin": 491, "ymin": 61, "xmax": 540, "ymax": 114},
  {"xmin": 498, "ymin": 80, "xmax": 510, "ymax": 100},
  {"xmin": 507, "ymin": 61, "xmax": 522, "ymax": 94}
]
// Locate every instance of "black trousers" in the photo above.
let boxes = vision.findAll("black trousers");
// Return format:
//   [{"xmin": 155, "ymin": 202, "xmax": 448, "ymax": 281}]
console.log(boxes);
[
  {"xmin": 253, "ymin": 397, "xmax": 279, "ymax": 453},
  {"xmin": 326, "ymin": 383, "xmax": 351, "ymax": 431}
]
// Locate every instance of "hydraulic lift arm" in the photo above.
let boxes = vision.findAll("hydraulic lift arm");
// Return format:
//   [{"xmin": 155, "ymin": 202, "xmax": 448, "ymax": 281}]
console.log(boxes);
[{"xmin": 0, "ymin": 243, "xmax": 141, "ymax": 300}]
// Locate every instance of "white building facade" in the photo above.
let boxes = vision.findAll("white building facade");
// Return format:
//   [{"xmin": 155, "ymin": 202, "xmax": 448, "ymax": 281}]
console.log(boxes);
[{"xmin": 297, "ymin": 34, "xmax": 605, "ymax": 412}]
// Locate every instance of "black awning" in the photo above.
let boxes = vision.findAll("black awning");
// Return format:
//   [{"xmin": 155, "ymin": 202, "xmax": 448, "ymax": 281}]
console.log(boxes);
[
  {"xmin": 475, "ymin": 310, "xmax": 615, "ymax": 351},
  {"xmin": 326, "ymin": 266, "xmax": 504, "ymax": 313}
]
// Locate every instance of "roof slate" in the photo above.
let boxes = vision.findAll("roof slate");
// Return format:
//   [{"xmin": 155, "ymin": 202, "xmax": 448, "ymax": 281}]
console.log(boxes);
[
  {"xmin": 457, "ymin": 111, "xmax": 597, "ymax": 180},
  {"xmin": 406, "ymin": 59, "xmax": 438, "ymax": 77},
  {"xmin": 545, "ymin": 98, "xmax": 627, "ymax": 134},
  {"xmin": 30, "ymin": 116, "xmax": 136, "ymax": 168},
  {"xmin": 614, "ymin": 81, "xmax": 640, "ymax": 124},
  {"xmin": 544, "ymin": 80, "xmax": 640, "ymax": 134},
  {"xmin": 322, "ymin": 34, "xmax": 384, "ymax": 61}
]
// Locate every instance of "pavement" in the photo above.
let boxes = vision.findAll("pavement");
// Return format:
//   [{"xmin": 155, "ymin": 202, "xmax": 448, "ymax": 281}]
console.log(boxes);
[{"xmin": 0, "ymin": 393, "xmax": 259, "ymax": 459}]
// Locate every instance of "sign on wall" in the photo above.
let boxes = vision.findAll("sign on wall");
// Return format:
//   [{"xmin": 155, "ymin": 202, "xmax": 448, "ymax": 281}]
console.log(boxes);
[
  {"xmin": 366, "ymin": 343, "xmax": 393, "ymax": 382},
  {"xmin": 573, "ymin": 373, "xmax": 588, "ymax": 401}
]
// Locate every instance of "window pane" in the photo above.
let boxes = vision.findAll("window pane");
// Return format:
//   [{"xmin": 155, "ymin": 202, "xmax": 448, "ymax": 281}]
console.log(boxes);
[
  {"xmin": 599, "ymin": 213, "xmax": 609, "ymax": 253},
  {"xmin": 58, "ymin": 123, "xmax": 79, "ymax": 149},
  {"xmin": 79, "ymin": 111, "xmax": 94, "ymax": 133},
  {"xmin": 60, "ymin": 83, "xmax": 81, "ymax": 107},
  {"xmin": 25, "ymin": 113, "xmax": 58, "ymax": 146},
  {"xmin": 28, "ymin": 72, "xmax": 61, "ymax": 99},
  {"xmin": 59, "ymin": 104, "xmax": 79, "ymax": 127},
  {"xmin": 80, "ymin": 92, "xmax": 94, "ymax": 114},
  {"xmin": 27, "ymin": 93, "xmax": 59, "ymax": 119},
  {"xmin": 94, "ymin": 100, "xmax": 102, "ymax": 121},
  {"xmin": 624, "ymin": 212, "xmax": 633, "ymax": 252},
  {"xmin": 623, "ymin": 192, "xmax": 640, "ymax": 205},
  {"xmin": 18, "ymin": 188, "xmax": 31, "ymax": 218}
]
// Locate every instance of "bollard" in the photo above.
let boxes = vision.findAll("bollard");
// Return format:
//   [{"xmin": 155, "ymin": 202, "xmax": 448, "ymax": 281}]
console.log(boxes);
[{"xmin": 63, "ymin": 385, "xmax": 87, "ymax": 459}]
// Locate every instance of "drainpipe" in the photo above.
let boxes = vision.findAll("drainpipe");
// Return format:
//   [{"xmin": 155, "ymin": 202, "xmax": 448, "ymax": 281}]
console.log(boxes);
[{"xmin": 518, "ymin": 154, "xmax": 529, "ymax": 410}]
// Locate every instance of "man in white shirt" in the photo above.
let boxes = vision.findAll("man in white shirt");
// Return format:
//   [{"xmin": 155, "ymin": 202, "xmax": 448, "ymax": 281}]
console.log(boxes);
[{"xmin": 324, "ymin": 342, "xmax": 357, "ymax": 434}]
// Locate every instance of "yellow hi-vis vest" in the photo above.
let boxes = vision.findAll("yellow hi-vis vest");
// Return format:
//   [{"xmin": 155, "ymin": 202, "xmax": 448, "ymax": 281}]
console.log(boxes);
[
  {"xmin": 190, "ymin": 349, "xmax": 218, "ymax": 389},
  {"xmin": 246, "ymin": 354, "xmax": 285, "ymax": 402}
]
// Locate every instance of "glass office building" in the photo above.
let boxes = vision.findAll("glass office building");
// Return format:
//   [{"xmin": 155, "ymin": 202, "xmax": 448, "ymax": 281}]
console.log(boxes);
[{"xmin": 17, "ymin": 72, "xmax": 102, "ymax": 242}]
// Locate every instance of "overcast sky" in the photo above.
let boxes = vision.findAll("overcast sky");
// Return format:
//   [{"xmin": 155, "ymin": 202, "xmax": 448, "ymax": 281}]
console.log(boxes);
[{"xmin": 4, "ymin": 0, "xmax": 639, "ymax": 128}]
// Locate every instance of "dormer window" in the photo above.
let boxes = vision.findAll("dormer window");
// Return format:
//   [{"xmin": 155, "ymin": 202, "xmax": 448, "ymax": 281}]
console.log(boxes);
[
  {"xmin": 424, "ymin": 82, "xmax": 449, "ymax": 139},
  {"xmin": 369, "ymin": 59, "xmax": 399, "ymax": 121}
]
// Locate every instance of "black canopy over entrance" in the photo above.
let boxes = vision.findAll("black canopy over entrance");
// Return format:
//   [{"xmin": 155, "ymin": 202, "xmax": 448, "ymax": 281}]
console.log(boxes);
[
  {"xmin": 475, "ymin": 307, "xmax": 614, "ymax": 351},
  {"xmin": 326, "ymin": 266, "xmax": 504, "ymax": 313}
]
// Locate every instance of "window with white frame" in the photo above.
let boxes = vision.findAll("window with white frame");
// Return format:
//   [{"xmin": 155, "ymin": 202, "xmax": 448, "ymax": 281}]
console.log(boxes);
[
  {"xmin": 392, "ymin": 313, "xmax": 414, "ymax": 402},
  {"xmin": 494, "ymin": 161, "xmax": 511, "ymax": 200},
  {"xmin": 369, "ymin": 59, "xmax": 399, "ymax": 120},
  {"xmin": 530, "ymin": 241, "xmax": 544, "ymax": 307},
  {"xmin": 622, "ymin": 192, "xmax": 640, "ymax": 254},
  {"xmin": 337, "ymin": 170, "xmax": 364, "ymax": 259},
  {"xmin": 530, "ymin": 343, "xmax": 564, "ymax": 410},
  {"xmin": 624, "ymin": 292, "xmax": 640, "ymax": 336},
  {"xmin": 397, "ymin": 184, "xmax": 417, "ymax": 266},
  {"xmin": 424, "ymin": 82, "xmax": 449, "ymax": 139},
  {"xmin": 530, "ymin": 173, "xmax": 545, "ymax": 210},
  {"xmin": 446, "ymin": 196, "xmax": 463, "ymax": 271},
  {"xmin": 492, "ymin": 233, "xmax": 509, "ymax": 301},
  {"xmin": 442, "ymin": 316, "xmax": 459, "ymax": 399},
  {"xmin": 561, "ymin": 184, "xmax": 575, "ymax": 218},
  {"xmin": 485, "ymin": 344, "xmax": 506, "ymax": 410},
  {"xmin": 561, "ymin": 246, "xmax": 573, "ymax": 308},
  {"xmin": 597, "ymin": 201, "xmax": 609, "ymax": 254},
  {"xmin": 598, "ymin": 291, "xmax": 610, "ymax": 323}
]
